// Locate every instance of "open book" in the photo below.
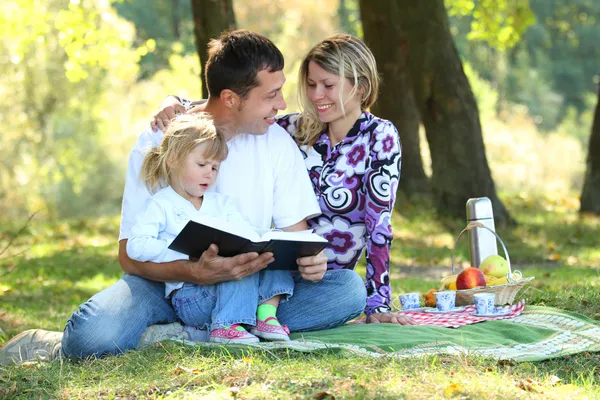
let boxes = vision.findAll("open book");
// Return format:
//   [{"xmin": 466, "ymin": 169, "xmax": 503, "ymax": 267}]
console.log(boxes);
[{"xmin": 168, "ymin": 216, "xmax": 329, "ymax": 270}]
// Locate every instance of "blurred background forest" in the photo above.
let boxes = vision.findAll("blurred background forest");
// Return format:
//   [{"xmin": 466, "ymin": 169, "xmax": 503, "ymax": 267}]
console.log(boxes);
[{"xmin": 1, "ymin": 0, "xmax": 599, "ymax": 225}]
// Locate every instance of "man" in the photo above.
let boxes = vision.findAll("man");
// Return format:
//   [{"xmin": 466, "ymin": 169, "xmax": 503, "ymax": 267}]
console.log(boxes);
[{"xmin": 0, "ymin": 30, "xmax": 366, "ymax": 365}]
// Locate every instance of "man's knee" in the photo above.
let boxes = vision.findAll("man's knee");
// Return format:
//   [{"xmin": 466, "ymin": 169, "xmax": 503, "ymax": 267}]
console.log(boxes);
[
  {"xmin": 331, "ymin": 269, "xmax": 367, "ymax": 314},
  {"xmin": 61, "ymin": 275, "xmax": 172, "ymax": 359}
]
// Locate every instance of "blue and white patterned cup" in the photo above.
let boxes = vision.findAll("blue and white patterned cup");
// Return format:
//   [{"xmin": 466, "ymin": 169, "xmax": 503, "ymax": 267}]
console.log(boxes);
[
  {"xmin": 434, "ymin": 291, "xmax": 456, "ymax": 311},
  {"xmin": 474, "ymin": 293, "xmax": 496, "ymax": 315},
  {"xmin": 399, "ymin": 292, "xmax": 421, "ymax": 310}
]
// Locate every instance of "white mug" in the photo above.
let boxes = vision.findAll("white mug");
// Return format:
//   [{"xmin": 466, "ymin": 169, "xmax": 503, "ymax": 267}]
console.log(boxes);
[{"xmin": 474, "ymin": 293, "xmax": 495, "ymax": 314}]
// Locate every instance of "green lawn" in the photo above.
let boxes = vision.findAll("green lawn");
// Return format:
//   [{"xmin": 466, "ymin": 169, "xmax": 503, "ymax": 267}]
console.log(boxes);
[{"xmin": 1, "ymin": 195, "xmax": 599, "ymax": 399}]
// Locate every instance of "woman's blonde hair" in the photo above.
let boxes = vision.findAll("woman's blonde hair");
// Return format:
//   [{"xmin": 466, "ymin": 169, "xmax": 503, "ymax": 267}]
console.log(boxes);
[
  {"xmin": 141, "ymin": 113, "xmax": 228, "ymax": 193},
  {"xmin": 296, "ymin": 34, "xmax": 380, "ymax": 147}
]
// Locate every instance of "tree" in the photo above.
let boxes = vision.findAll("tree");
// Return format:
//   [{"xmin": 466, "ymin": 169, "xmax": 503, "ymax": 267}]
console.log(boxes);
[
  {"xmin": 360, "ymin": 0, "xmax": 512, "ymax": 224},
  {"xmin": 579, "ymin": 84, "xmax": 600, "ymax": 214},
  {"xmin": 359, "ymin": 2, "xmax": 430, "ymax": 200},
  {"xmin": 190, "ymin": 0, "xmax": 236, "ymax": 98}
]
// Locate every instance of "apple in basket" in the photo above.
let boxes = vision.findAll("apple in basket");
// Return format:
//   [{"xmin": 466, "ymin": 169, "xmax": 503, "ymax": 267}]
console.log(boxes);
[
  {"xmin": 456, "ymin": 267, "xmax": 486, "ymax": 290},
  {"xmin": 479, "ymin": 255, "xmax": 510, "ymax": 278}
]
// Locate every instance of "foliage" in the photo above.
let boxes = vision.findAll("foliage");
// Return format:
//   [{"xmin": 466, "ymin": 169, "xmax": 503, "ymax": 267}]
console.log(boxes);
[
  {"xmin": 448, "ymin": 0, "xmax": 536, "ymax": 51},
  {"xmin": 113, "ymin": 0, "xmax": 196, "ymax": 79},
  {"xmin": 0, "ymin": 0, "xmax": 150, "ymax": 222}
]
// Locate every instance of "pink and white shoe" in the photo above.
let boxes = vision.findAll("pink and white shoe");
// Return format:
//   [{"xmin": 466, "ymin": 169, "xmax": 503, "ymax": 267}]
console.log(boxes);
[
  {"xmin": 209, "ymin": 324, "xmax": 259, "ymax": 344},
  {"xmin": 250, "ymin": 317, "xmax": 291, "ymax": 341}
]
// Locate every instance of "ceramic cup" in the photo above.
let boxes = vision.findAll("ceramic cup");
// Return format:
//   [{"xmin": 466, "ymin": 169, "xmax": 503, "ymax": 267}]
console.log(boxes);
[
  {"xmin": 434, "ymin": 291, "xmax": 456, "ymax": 311},
  {"xmin": 399, "ymin": 292, "xmax": 421, "ymax": 310},
  {"xmin": 474, "ymin": 293, "xmax": 496, "ymax": 315}
]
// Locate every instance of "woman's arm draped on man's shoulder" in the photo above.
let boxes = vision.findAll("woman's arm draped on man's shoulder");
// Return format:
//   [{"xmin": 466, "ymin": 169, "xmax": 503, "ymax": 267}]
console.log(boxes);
[{"xmin": 362, "ymin": 119, "xmax": 402, "ymax": 316}]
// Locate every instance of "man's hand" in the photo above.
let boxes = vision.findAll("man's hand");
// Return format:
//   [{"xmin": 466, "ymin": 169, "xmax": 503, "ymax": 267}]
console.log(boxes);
[
  {"xmin": 189, "ymin": 244, "xmax": 274, "ymax": 285},
  {"xmin": 296, "ymin": 250, "xmax": 328, "ymax": 282},
  {"xmin": 367, "ymin": 312, "xmax": 417, "ymax": 325},
  {"xmin": 151, "ymin": 96, "xmax": 186, "ymax": 132}
]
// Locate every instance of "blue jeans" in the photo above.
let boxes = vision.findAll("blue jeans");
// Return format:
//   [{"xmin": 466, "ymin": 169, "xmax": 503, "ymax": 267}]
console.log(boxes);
[
  {"xmin": 61, "ymin": 269, "xmax": 366, "ymax": 359},
  {"xmin": 172, "ymin": 270, "xmax": 294, "ymax": 330}
]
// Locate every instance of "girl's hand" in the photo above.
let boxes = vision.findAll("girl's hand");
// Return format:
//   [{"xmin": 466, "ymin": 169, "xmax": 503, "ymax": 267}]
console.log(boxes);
[
  {"xmin": 151, "ymin": 96, "xmax": 186, "ymax": 132},
  {"xmin": 367, "ymin": 312, "xmax": 417, "ymax": 325},
  {"xmin": 296, "ymin": 251, "xmax": 328, "ymax": 282}
]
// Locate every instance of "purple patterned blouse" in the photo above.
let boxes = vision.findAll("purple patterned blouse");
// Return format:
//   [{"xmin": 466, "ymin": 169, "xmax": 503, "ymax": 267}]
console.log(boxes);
[{"xmin": 277, "ymin": 112, "xmax": 402, "ymax": 315}]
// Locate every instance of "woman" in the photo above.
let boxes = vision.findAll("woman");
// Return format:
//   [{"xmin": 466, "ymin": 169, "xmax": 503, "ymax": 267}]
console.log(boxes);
[{"xmin": 276, "ymin": 34, "xmax": 411, "ymax": 324}]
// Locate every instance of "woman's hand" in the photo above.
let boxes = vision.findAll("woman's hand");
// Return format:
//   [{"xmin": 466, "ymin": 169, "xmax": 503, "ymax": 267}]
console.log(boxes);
[
  {"xmin": 367, "ymin": 312, "xmax": 417, "ymax": 325},
  {"xmin": 151, "ymin": 96, "xmax": 186, "ymax": 132},
  {"xmin": 296, "ymin": 251, "xmax": 328, "ymax": 282}
]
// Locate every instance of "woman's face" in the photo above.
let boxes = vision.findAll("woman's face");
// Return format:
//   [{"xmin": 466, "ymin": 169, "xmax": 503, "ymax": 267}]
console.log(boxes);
[{"xmin": 306, "ymin": 60, "xmax": 362, "ymax": 125}]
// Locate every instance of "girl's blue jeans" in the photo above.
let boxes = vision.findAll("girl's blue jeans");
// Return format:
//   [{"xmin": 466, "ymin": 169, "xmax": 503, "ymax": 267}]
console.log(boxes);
[
  {"xmin": 171, "ymin": 270, "xmax": 294, "ymax": 330},
  {"xmin": 61, "ymin": 269, "xmax": 366, "ymax": 359}
]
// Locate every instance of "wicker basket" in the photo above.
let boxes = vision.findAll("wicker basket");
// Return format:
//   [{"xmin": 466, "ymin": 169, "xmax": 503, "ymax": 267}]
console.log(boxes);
[{"xmin": 446, "ymin": 222, "xmax": 534, "ymax": 306}]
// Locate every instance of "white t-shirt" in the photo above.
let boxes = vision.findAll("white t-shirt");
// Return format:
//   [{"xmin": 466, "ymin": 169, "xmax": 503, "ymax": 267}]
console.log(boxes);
[
  {"xmin": 119, "ymin": 124, "xmax": 320, "ymax": 242},
  {"xmin": 126, "ymin": 187, "xmax": 247, "ymax": 296}
]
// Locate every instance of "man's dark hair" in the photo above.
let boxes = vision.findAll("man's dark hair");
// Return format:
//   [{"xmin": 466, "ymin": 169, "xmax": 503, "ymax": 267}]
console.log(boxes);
[{"xmin": 205, "ymin": 29, "xmax": 284, "ymax": 100}]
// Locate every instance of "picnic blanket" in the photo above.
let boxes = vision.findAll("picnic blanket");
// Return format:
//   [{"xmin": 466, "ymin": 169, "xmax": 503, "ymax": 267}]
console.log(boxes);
[
  {"xmin": 350, "ymin": 300, "xmax": 526, "ymax": 328},
  {"xmin": 180, "ymin": 305, "xmax": 600, "ymax": 362}
]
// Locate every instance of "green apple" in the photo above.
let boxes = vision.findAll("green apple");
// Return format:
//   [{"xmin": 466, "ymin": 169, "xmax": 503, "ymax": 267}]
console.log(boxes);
[{"xmin": 479, "ymin": 255, "xmax": 509, "ymax": 278}]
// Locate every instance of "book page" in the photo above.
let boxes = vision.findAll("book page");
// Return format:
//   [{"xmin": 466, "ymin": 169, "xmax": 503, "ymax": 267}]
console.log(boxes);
[
  {"xmin": 192, "ymin": 215, "xmax": 261, "ymax": 242},
  {"xmin": 259, "ymin": 229, "xmax": 328, "ymax": 243}
]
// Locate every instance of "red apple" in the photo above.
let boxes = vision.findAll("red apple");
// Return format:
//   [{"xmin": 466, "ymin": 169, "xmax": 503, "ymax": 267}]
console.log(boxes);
[{"xmin": 456, "ymin": 267, "xmax": 487, "ymax": 290}]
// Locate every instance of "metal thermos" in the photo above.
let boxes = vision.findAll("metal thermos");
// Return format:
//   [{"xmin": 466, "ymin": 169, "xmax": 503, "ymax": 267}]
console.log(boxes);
[{"xmin": 466, "ymin": 197, "xmax": 498, "ymax": 267}]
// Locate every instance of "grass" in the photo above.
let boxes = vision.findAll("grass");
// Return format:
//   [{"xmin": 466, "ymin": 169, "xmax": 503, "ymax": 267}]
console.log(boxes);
[{"xmin": 1, "ymin": 194, "xmax": 599, "ymax": 399}]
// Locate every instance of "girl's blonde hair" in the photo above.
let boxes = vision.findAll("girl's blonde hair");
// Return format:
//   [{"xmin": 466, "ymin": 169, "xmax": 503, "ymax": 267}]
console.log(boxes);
[
  {"xmin": 141, "ymin": 113, "xmax": 228, "ymax": 194},
  {"xmin": 296, "ymin": 34, "xmax": 380, "ymax": 147}
]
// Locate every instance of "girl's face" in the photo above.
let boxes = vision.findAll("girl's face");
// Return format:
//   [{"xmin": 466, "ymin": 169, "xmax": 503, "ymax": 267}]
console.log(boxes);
[
  {"xmin": 306, "ymin": 60, "xmax": 362, "ymax": 125},
  {"xmin": 171, "ymin": 143, "xmax": 220, "ymax": 202}
]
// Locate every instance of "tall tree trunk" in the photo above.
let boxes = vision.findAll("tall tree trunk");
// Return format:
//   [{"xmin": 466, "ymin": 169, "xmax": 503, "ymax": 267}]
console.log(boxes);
[
  {"xmin": 172, "ymin": 0, "xmax": 181, "ymax": 40},
  {"xmin": 190, "ymin": 0, "xmax": 236, "ymax": 98},
  {"xmin": 579, "ymin": 84, "xmax": 600, "ymax": 214},
  {"xmin": 359, "ymin": 1, "xmax": 430, "ymax": 202},
  {"xmin": 397, "ymin": 0, "xmax": 512, "ymax": 225}
]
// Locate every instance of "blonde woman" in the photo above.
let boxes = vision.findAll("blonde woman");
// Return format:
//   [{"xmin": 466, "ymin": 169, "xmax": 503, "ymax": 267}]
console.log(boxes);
[
  {"xmin": 127, "ymin": 113, "xmax": 293, "ymax": 343},
  {"xmin": 276, "ymin": 34, "xmax": 414, "ymax": 325}
]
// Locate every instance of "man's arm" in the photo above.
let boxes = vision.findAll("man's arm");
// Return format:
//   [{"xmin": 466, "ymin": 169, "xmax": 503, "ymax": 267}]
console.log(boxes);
[
  {"xmin": 281, "ymin": 220, "xmax": 328, "ymax": 282},
  {"xmin": 119, "ymin": 240, "xmax": 274, "ymax": 285}
]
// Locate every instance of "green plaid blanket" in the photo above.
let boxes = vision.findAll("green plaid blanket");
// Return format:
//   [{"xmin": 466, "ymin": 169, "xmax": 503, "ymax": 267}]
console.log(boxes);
[{"xmin": 185, "ymin": 306, "xmax": 600, "ymax": 362}]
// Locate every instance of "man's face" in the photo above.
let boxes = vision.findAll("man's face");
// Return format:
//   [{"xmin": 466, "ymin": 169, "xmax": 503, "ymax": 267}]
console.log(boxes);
[{"xmin": 234, "ymin": 69, "xmax": 287, "ymax": 135}]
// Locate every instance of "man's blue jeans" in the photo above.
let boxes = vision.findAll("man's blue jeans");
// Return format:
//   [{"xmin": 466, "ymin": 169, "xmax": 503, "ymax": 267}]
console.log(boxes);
[
  {"xmin": 172, "ymin": 270, "xmax": 294, "ymax": 330},
  {"xmin": 61, "ymin": 269, "xmax": 366, "ymax": 359}
]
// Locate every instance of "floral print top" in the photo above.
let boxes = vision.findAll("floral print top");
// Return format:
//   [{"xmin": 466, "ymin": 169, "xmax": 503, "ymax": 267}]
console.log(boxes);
[{"xmin": 277, "ymin": 112, "xmax": 402, "ymax": 316}]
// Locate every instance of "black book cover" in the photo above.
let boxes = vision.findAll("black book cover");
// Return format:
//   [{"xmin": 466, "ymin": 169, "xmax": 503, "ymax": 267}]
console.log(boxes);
[{"xmin": 168, "ymin": 220, "xmax": 328, "ymax": 270}]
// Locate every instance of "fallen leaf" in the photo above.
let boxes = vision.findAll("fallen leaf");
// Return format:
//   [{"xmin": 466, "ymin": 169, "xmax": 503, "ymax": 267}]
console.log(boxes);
[
  {"xmin": 548, "ymin": 375, "xmax": 561, "ymax": 386},
  {"xmin": 547, "ymin": 253, "xmax": 561, "ymax": 261},
  {"xmin": 444, "ymin": 382, "xmax": 464, "ymax": 397},
  {"xmin": 173, "ymin": 365, "xmax": 202, "ymax": 375},
  {"xmin": 517, "ymin": 378, "xmax": 543, "ymax": 393},
  {"xmin": 313, "ymin": 391, "xmax": 335, "ymax": 399}
]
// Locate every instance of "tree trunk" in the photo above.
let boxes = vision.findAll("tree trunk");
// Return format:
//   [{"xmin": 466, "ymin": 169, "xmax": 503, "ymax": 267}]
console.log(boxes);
[
  {"xmin": 396, "ymin": 0, "xmax": 512, "ymax": 225},
  {"xmin": 190, "ymin": 0, "xmax": 236, "ymax": 98},
  {"xmin": 359, "ymin": 0, "xmax": 430, "ymax": 202},
  {"xmin": 579, "ymin": 84, "xmax": 600, "ymax": 214}
]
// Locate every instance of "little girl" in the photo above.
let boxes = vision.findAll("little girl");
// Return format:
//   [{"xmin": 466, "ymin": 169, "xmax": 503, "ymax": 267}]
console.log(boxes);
[{"xmin": 126, "ymin": 113, "xmax": 292, "ymax": 344}]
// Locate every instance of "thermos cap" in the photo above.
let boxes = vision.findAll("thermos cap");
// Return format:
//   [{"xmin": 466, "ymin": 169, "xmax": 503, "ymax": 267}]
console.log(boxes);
[{"xmin": 466, "ymin": 197, "xmax": 494, "ymax": 221}]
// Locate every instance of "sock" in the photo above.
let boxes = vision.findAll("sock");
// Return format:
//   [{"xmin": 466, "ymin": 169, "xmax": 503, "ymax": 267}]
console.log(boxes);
[
  {"xmin": 257, "ymin": 304, "xmax": 280, "ymax": 326},
  {"xmin": 214, "ymin": 325, "xmax": 246, "ymax": 332}
]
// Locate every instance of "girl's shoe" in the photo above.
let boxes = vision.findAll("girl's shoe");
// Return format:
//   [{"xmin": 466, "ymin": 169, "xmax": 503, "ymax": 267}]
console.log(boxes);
[
  {"xmin": 209, "ymin": 324, "xmax": 259, "ymax": 344},
  {"xmin": 250, "ymin": 317, "xmax": 291, "ymax": 341}
]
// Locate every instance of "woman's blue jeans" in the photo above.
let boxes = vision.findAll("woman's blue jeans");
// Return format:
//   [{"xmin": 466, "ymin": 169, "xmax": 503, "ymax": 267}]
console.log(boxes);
[
  {"xmin": 61, "ymin": 269, "xmax": 366, "ymax": 359},
  {"xmin": 172, "ymin": 270, "xmax": 294, "ymax": 330}
]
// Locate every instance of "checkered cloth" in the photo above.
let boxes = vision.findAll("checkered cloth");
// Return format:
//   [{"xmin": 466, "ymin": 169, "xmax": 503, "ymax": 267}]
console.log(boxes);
[{"xmin": 351, "ymin": 300, "xmax": 526, "ymax": 328}]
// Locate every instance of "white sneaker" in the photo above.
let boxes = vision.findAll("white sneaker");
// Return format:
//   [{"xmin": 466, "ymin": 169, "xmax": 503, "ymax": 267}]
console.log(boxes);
[
  {"xmin": 138, "ymin": 322, "xmax": 188, "ymax": 348},
  {"xmin": 0, "ymin": 329, "xmax": 62, "ymax": 365}
]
